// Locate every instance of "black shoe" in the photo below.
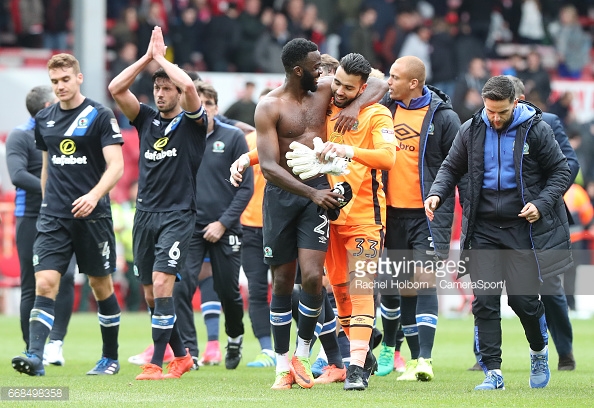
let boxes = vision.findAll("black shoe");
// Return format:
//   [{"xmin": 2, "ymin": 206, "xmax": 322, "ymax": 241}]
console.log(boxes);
[
  {"xmin": 468, "ymin": 362, "xmax": 482, "ymax": 371},
  {"xmin": 371, "ymin": 328, "xmax": 383, "ymax": 350},
  {"xmin": 558, "ymin": 353, "xmax": 576, "ymax": 371},
  {"xmin": 12, "ymin": 353, "xmax": 45, "ymax": 376},
  {"xmin": 344, "ymin": 365, "xmax": 366, "ymax": 391},
  {"xmin": 225, "ymin": 341, "xmax": 242, "ymax": 369},
  {"xmin": 362, "ymin": 349, "xmax": 378, "ymax": 387}
]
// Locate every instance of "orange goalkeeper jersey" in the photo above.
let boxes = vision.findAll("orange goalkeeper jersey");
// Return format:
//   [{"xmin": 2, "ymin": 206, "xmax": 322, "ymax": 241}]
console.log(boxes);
[
  {"xmin": 326, "ymin": 102, "xmax": 396, "ymax": 227},
  {"xmin": 240, "ymin": 131, "xmax": 266, "ymax": 227}
]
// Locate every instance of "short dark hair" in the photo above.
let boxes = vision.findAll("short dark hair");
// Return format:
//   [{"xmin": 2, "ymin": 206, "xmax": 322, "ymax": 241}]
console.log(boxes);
[
  {"xmin": 152, "ymin": 67, "xmax": 193, "ymax": 93},
  {"xmin": 339, "ymin": 53, "xmax": 371, "ymax": 83},
  {"xmin": 281, "ymin": 38, "xmax": 318, "ymax": 73},
  {"xmin": 26, "ymin": 85, "xmax": 54, "ymax": 117},
  {"xmin": 482, "ymin": 75, "xmax": 515, "ymax": 103}
]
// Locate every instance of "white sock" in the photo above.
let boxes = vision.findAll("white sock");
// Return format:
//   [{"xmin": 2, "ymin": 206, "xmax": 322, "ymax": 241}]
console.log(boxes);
[
  {"xmin": 276, "ymin": 352, "xmax": 290, "ymax": 373},
  {"xmin": 295, "ymin": 336, "xmax": 311, "ymax": 358}
]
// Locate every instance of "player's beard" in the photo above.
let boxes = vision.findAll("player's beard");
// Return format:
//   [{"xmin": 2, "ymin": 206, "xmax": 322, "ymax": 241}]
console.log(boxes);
[
  {"xmin": 301, "ymin": 70, "xmax": 318, "ymax": 93},
  {"xmin": 157, "ymin": 99, "xmax": 177, "ymax": 115},
  {"xmin": 332, "ymin": 92, "xmax": 354, "ymax": 108},
  {"xmin": 490, "ymin": 115, "xmax": 514, "ymax": 131}
]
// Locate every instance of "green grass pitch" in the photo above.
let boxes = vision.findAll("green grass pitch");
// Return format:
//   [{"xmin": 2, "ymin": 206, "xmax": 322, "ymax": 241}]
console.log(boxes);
[{"xmin": 1, "ymin": 312, "xmax": 593, "ymax": 407}]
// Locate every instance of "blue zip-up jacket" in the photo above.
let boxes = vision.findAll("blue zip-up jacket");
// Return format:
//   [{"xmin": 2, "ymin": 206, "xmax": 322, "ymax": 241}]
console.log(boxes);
[
  {"xmin": 428, "ymin": 100, "xmax": 573, "ymax": 280},
  {"xmin": 476, "ymin": 103, "xmax": 537, "ymax": 221}
]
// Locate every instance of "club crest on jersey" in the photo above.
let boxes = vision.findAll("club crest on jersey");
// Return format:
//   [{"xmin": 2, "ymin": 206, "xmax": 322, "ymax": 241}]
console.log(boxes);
[
  {"xmin": 329, "ymin": 131, "xmax": 343, "ymax": 144},
  {"xmin": 77, "ymin": 117, "xmax": 89, "ymax": 128},
  {"xmin": 153, "ymin": 137, "xmax": 169, "ymax": 151},
  {"xmin": 351, "ymin": 120, "xmax": 359, "ymax": 131},
  {"xmin": 212, "ymin": 141, "xmax": 225, "ymax": 153},
  {"xmin": 428, "ymin": 123, "xmax": 435, "ymax": 135},
  {"xmin": 264, "ymin": 247, "xmax": 273, "ymax": 258}
]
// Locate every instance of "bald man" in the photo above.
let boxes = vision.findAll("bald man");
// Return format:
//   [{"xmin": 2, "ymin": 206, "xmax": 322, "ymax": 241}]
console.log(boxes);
[{"xmin": 375, "ymin": 56, "xmax": 461, "ymax": 381}]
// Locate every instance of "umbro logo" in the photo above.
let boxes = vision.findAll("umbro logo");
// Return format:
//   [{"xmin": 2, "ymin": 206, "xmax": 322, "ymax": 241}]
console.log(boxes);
[
  {"xmin": 47, "ymin": 121, "xmax": 55, "ymax": 128},
  {"xmin": 152, "ymin": 119, "xmax": 160, "ymax": 126}
]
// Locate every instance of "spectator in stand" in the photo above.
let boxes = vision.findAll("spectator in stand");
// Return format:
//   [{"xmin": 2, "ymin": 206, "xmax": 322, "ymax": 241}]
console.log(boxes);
[
  {"xmin": 109, "ymin": 6, "xmax": 139, "ymax": 51},
  {"xmin": 337, "ymin": 0, "xmax": 364, "ymax": 23},
  {"xmin": 519, "ymin": 50, "xmax": 551, "ymax": 107},
  {"xmin": 12, "ymin": 0, "xmax": 44, "ymax": 48},
  {"xmin": 254, "ymin": 12, "xmax": 291, "ymax": 73},
  {"xmin": 209, "ymin": 0, "xmax": 244, "ymax": 16},
  {"xmin": 224, "ymin": 81, "xmax": 257, "ymax": 127},
  {"xmin": 300, "ymin": 3, "xmax": 327, "ymax": 50},
  {"xmin": 429, "ymin": 17, "xmax": 458, "ymax": 99},
  {"xmin": 454, "ymin": 23, "xmax": 487, "ymax": 76},
  {"xmin": 235, "ymin": 0, "xmax": 268, "ymax": 72},
  {"xmin": 110, "ymin": 42, "xmax": 138, "ymax": 81},
  {"xmin": 350, "ymin": 6, "xmax": 380, "ymax": 68},
  {"xmin": 364, "ymin": 0, "xmax": 397, "ymax": 38},
  {"xmin": 399, "ymin": 24, "xmax": 433, "ymax": 82},
  {"xmin": 551, "ymin": 4, "xmax": 592, "ymax": 79},
  {"xmin": 42, "ymin": 0, "xmax": 70, "ymax": 51},
  {"xmin": 136, "ymin": 1, "xmax": 168, "ymax": 60},
  {"xmin": 381, "ymin": 10, "xmax": 421, "ymax": 72},
  {"xmin": 458, "ymin": 0, "xmax": 496, "ymax": 44},
  {"xmin": 204, "ymin": 2, "xmax": 241, "ymax": 71},
  {"xmin": 453, "ymin": 57, "xmax": 489, "ymax": 117},
  {"xmin": 283, "ymin": 0, "xmax": 306, "ymax": 39},
  {"xmin": 501, "ymin": 54, "xmax": 525, "ymax": 77},
  {"xmin": 171, "ymin": 5, "xmax": 207, "ymax": 70},
  {"xmin": 517, "ymin": 0, "xmax": 547, "ymax": 44}
]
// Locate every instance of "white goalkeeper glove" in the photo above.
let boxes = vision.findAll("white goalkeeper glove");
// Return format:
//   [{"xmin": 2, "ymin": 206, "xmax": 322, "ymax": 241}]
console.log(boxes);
[
  {"xmin": 229, "ymin": 153, "xmax": 250, "ymax": 187},
  {"xmin": 286, "ymin": 137, "xmax": 350, "ymax": 180}
]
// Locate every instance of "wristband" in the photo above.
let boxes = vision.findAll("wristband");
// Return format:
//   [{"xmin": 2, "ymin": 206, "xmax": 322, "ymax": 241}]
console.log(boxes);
[{"xmin": 185, "ymin": 105, "xmax": 205, "ymax": 119}]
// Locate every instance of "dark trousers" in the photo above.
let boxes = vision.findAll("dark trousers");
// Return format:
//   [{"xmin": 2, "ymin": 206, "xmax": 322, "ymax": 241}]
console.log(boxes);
[
  {"xmin": 241, "ymin": 226, "xmax": 271, "ymax": 340},
  {"xmin": 541, "ymin": 274, "xmax": 573, "ymax": 357},
  {"xmin": 17, "ymin": 216, "xmax": 75, "ymax": 348},
  {"xmin": 469, "ymin": 220, "xmax": 546, "ymax": 371},
  {"xmin": 174, "ymin": 224, "xmax": 244, "ymax": 357}
]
